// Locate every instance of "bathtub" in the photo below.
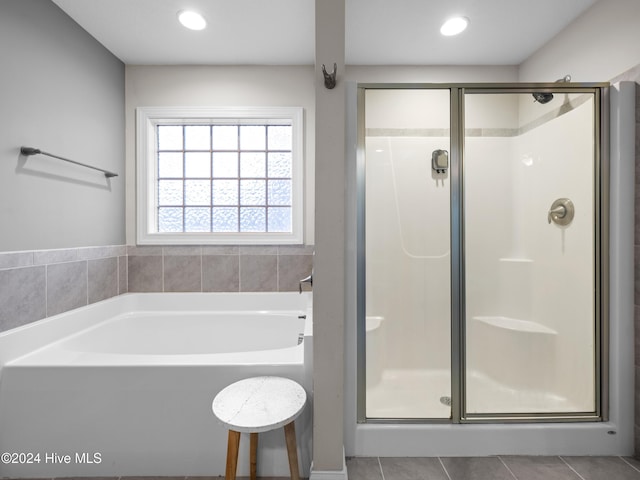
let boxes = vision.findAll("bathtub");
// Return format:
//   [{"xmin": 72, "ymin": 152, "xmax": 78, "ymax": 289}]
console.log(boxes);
[{"xmin": 0, "ymin": 292, "xmax": 313, "ymax": 478}]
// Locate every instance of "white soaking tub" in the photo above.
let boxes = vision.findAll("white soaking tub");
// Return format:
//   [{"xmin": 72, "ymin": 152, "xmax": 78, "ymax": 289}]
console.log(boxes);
[{"xmin": 0, "ymin": 292, "xmax": 313, "ymax": 478}]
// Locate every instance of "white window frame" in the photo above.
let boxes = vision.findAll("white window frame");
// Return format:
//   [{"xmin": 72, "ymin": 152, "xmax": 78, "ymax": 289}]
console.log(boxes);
[{"xmin": 136, "ymin": 106, "xmax": 304, "ymax": 245}]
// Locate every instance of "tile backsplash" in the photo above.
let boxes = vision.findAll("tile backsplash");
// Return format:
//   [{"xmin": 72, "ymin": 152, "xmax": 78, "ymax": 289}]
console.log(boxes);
[
  {"xmin": 127, "ymin": 245, "xmax": 314, "ymax": 293},
  {"xmin": 0, "ymin": 244, "xmax": 314, "ymax": 333},
  {"xmin": 0, "ymin": 245, "xmax": 127, "ymax": 333}
]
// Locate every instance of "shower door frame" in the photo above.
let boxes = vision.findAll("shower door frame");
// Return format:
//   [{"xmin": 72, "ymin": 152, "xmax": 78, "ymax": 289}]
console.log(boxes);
[{"xmin": 356, "ymin": 83, "xmax": 610, "ymax": 424}]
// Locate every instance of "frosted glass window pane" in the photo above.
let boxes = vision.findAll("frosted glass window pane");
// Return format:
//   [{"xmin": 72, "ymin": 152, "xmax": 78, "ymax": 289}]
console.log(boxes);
[
  {"xmin": 267, "ymin": 152, "xmax": 292, "ymax": 178},
  {"xmin": 213, "ymin": 152, "xmax": 238, "ymax": 177},
  {"xmin": 184, "ymin": 126, "xmax": 210, "ymax": 150},
  {"xmin": 212, "ymin": 126, "xmax": 238, "ymax": 150},
  {"xmin": 158, "ymin": 126, "xmax": 183, "ymax": 150},
  {"xmin": 158, "ymin": 207, "xmax": 183, "ymax": 232},
  {"xmin": 240, "ymin": 207, "xmax": 266, "ymax": 232},
  {"xmin": 268, "ymin": 180, "xmax": 292, "ymax": 205},
  {"xmin": 185, "ymin": 180, "xmax": 210, "ymax": 205},
  {"xmin": 212, "ymin": 180, "xmax": 238, "ymax": 205},
  {"xmin": 240, "ymin": 179, "xmax": 266, "ymax": 205},
  {"xmin": 268, "ymin": 126, "xmax": 292, "ymax": 150},
  {"xmin": 185, "ymin": 152, "xmax": 211, "ymax": 178},
  {"xmin": 145, "ymin": 108, "xmax": 302, "ymax": 241},
  {"xmin": 240, "ymin": 152, "xmax": 266, "ymax": 178},
  {"xmin": 240, "ymin": 126, "xmax": 266, "ymax": 150},
  {"xmin": 212, "ymin": 207, "xmax": 238, "ymax": 232},
  {"xmin": 268, "ymin": 207, "xmax": 291, "ymax": 232},
  {"xmin": 158, "ymin": 152, "xmax": 183, "ymax": 178},
  {"xmin": 185, "ymin": 207, "xmax": 211, "ymax": 232},
  {"xmin": 158, "ymin": 180, "xmax": 183, "ymax": 205}
]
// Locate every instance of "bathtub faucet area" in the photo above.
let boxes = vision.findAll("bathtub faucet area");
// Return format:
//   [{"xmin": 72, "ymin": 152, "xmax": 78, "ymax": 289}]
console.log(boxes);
[{"xmin": 299, "ymin": 271, "xmax": 313, "ymax": 293}]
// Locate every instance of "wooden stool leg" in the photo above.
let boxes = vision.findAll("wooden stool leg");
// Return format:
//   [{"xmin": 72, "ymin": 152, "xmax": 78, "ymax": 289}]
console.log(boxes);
[
  {"xmin": 250, "ymin": 432, "xmax": 258, "ymax": 480},
  {"xmin": 225, "ymin": 430, "xmax": 241, "ymax": 480},
  {"xmin": 284, "ymin": 421, "xmax": 300, "ymax": 480}
]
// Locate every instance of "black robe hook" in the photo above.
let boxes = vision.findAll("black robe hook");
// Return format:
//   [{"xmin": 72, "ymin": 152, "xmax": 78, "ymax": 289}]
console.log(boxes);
[{"xmin": 322, "ymin": 63, "xmax": 337, "ymax": 89}]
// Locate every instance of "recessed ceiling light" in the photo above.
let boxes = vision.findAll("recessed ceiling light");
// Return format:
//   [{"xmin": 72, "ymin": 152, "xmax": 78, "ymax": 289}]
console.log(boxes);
[
  {"xmin": 440, "ymin": 16, "xmax": 469, "ymax": 36},
  {"xmin": 177, "ymin": 10, "xmax": 207, "ymax": 31}
]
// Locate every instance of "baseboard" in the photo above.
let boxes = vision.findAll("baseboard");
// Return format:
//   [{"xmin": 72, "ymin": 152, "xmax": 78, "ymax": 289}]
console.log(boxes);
[{"xmin": 309, "ymin": 451, "xmax": 348, "ymax": 480}]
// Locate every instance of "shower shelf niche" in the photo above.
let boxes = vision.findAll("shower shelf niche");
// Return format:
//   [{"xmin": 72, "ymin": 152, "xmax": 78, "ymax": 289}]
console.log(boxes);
[
  {"xmin": 498, "ymin": 257, "xmax": 533, "ymax": 263},
  {"xmin": 472, "ymin": 316, "xmax": 557, "ymax": 335}
]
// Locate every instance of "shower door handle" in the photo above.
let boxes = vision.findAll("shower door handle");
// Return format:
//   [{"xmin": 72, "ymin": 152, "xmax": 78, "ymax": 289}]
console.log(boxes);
[{"xmin": 548, "ymin": 198, "xmax": 574, "ymax": 226}]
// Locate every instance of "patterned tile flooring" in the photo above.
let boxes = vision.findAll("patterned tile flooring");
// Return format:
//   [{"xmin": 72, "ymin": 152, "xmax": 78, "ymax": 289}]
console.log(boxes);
[
  {"xmin": 4, "ymin": 457, "xmax": 639, "ymax": 480},
  {"xmin": 346, "ymin": 456, "xmax": 640, "ymax": 480}
]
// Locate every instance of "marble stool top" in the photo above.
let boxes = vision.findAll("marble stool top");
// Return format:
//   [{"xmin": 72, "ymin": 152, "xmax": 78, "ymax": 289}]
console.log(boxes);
[{"xmin": 212, "ymin": 376, "xmax": 307, "ymax": 433}]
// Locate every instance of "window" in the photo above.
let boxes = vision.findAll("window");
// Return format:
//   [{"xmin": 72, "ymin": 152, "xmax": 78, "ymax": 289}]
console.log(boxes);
[{"xmin": 137, "ymin": 107, "xmax": 303, "ymax": 245}]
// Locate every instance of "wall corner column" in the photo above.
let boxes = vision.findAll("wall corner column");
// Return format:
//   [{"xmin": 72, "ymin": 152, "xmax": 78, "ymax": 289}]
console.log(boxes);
[{"xmin": 311, "ymin": 0, "xmax": 347, "ymax": 478}]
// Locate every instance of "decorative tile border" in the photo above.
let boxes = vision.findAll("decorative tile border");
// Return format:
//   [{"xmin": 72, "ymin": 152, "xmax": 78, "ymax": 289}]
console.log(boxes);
[
  {"xmin": 366, "ymin": 128, "xmax": 451, "ymax": 137},
  {"xmin": 0, "ymin": 245, "xmax": 127, "ymax": 269}
]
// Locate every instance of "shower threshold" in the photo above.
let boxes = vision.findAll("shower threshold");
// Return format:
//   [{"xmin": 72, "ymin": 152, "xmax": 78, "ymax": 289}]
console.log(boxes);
[{"xmin": 366, "ymin": 368, "xmax": 577, "ymax": 420}]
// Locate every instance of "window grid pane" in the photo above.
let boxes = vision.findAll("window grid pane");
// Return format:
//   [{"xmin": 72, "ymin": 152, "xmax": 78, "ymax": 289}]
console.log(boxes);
[{"xmin": 157, "ymin": 124, "xmax": 293, "ymax": 233}]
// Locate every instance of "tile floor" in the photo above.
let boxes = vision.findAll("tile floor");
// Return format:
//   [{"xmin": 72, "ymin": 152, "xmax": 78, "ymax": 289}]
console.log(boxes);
[
  {"xmin": 346, "ymin": 456, "xmax": 640, "ymax": 480},
  {"xmin": 0, "ymin": 477, "xmax": 291, "ymax": 480},
  {"xmin": 4, "ymin": 458, "xmax": 639, "ymax": 480}
]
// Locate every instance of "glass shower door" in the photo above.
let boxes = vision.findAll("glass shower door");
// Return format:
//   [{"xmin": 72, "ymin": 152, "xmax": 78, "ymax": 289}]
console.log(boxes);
[
  {"xmin": 363, "ymin": 89, "xmax": 451, "ymax": 419},
  {"xmin": 463, "ymin": 90, "xmax": 599, "ymax": 418},
  {"xmin": 358, "ymin": 85, "xmax": 604, "ymax": 423}
]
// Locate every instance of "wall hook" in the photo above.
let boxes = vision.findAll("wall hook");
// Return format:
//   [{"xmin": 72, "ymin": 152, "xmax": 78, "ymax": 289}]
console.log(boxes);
[{"xmin": 322, "ymin": 63, "xmax": 337, "ymax": 89}]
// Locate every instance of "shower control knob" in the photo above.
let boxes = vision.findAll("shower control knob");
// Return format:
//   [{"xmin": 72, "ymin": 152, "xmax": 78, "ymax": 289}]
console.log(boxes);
[{"xmin": 548, "ymin": 198, "xmax": 574, "ymax": 226}]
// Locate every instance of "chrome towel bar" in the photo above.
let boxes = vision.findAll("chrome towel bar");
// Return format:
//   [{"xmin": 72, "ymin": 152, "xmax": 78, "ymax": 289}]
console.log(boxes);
[{"xmin": 20, "ymin": 147, "xmax": 118, "ymax": 178}]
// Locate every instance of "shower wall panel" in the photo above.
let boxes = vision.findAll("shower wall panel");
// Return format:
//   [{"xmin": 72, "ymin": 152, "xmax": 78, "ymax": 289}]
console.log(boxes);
[
  {"xmin": 365, "ymin": 136, "xmax": 450, "ymax": 371},
  {"xmin": 515, "ymin": 98, "xmax": 595, "ymax": 410}
]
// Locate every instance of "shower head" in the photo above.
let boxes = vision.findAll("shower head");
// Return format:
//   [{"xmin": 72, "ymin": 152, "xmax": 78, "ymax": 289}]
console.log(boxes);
[
  {"xmin": 532, "ymin": 74, "xmax": 572, "ymax": 104},
  {"xmin": 532, "ymin": 92, "xmax": 554, "ymax": 104}
]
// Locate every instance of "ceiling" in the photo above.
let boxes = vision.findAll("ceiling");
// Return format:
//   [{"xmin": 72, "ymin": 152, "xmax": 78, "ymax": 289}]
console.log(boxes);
[{"xmin": 51, "ymin": 0, "xmax": 598, "ymax": 66}]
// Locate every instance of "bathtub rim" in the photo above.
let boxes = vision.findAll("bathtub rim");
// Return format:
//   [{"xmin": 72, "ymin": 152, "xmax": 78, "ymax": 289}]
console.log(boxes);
[{"xmin": 0, "ymin": 291, "xmax": 313, "ymax": 369}]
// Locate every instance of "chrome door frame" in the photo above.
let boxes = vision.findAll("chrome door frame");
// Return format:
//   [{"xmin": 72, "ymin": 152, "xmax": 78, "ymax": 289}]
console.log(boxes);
[{"xmin": 356, "ymin": 82, "xmax": 609, "ymax": 424}]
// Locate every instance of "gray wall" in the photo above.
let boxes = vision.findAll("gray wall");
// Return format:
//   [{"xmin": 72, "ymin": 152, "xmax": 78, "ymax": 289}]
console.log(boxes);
[
  {"xmin": 519, "ymin": 0, "xmax": 640, "ymax": 82},
  {"xmin": 0, "ymin": 0, "xmax": 125, "ymax": 252}
]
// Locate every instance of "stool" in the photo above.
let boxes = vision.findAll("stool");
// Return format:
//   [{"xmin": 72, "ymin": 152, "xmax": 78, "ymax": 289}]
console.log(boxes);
[{"xmin": 212, "ymin": 376, "xmax": 307, "ymax": 480}]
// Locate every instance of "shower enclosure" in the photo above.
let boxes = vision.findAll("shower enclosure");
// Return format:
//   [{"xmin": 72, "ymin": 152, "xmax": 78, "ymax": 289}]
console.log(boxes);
[{"xmin": 357, "ymin": 84, "xmax": 608, "ymax": 423}]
